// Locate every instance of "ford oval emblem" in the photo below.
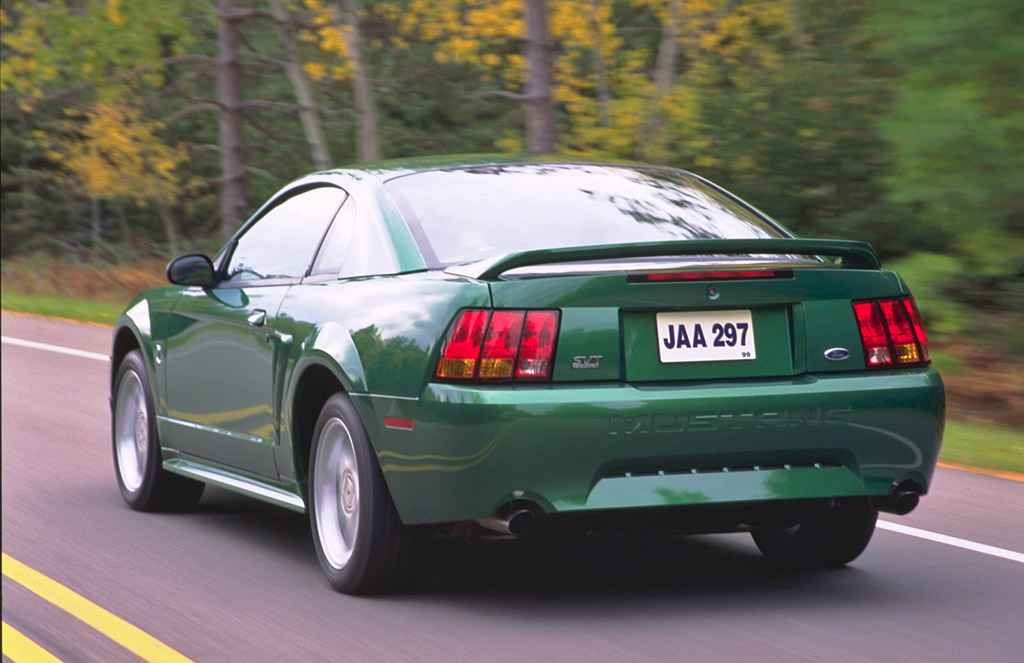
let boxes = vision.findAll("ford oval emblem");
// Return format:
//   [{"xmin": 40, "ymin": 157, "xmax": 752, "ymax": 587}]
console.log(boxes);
[{"xmin": 824, "ymin": 347, "xmax": 850, "ymax": 361}]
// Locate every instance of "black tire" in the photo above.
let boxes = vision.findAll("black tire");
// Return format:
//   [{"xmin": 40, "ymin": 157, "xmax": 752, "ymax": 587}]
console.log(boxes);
[
  {"xmin": 112, "ymin": 349, "xmax": 204, "ymax": 511},
  {"xmin": 751, "ymin": 499, "xmax": 878, "ymax": 569},
  {"xmin": 308, "ymin": 393, "xmax": 423, "ymax": 594}
]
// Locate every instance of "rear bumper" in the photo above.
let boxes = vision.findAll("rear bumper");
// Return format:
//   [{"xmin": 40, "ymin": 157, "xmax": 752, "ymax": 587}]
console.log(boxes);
[{"xmin": 353, "ymin": 368, "xmax": 945, "ymax": 525}]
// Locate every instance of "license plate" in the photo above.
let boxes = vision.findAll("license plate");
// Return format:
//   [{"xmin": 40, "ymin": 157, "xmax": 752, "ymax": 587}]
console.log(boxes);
[{"xmin": 656, "ymin": 310, "xmax": 756, "ymax": 363}]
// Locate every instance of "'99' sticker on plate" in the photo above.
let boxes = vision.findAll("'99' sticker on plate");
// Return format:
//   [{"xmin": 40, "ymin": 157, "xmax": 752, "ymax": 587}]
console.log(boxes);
[{"xmin": 655, "ymin": 310, "xmax": 756, "ymax": 363}]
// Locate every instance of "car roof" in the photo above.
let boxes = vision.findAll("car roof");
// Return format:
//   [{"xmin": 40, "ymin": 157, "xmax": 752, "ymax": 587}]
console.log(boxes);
[{"xmin": 310, "ymin": 154, "xmax": 663, "ymax": 182}]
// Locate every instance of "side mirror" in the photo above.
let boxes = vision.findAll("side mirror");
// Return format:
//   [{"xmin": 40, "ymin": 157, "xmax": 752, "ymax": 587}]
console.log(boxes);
[{"xmin": 167, "ymin": 254, "xmax": 215, "ymax": 287}]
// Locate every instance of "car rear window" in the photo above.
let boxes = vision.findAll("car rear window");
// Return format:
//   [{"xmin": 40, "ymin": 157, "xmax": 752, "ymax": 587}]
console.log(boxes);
[{"xmin": 384, "ymin": 164, "xmax": 788, "ymax": 268}]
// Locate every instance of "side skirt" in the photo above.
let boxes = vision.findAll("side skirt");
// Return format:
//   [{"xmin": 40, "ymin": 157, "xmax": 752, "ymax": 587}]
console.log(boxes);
[{"xmin": 163, "ymin": 456, "xmax": 306, "ymax": 513}]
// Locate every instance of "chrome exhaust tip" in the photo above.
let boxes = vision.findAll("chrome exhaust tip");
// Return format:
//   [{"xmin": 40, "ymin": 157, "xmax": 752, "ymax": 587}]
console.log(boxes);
[
  {"xmin": 871, "ymin": 491, "xmax": 920, "ymax": 516},
  {"xmin": 475, "ymin": 508, "xmax": 536, "ymax": 536}
]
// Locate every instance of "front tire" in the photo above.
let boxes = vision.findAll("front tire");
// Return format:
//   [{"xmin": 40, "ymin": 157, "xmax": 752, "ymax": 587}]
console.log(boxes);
[
  {"xmin": 751, "ymin": 499, "xmax": 878, "ymax": 569},
  {"xmin": 308, "ymin": 393, "xmax": 421, "ymax": 594},
  {"xmin": 112, "ymin": 350, "xmax": 204, "ymax": 511}
]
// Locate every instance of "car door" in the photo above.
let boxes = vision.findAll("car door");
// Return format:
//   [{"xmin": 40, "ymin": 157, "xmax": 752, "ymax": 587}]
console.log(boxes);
[{"xmin": 161, "ymin": 185, "xmax": 347, "ymax": 478}]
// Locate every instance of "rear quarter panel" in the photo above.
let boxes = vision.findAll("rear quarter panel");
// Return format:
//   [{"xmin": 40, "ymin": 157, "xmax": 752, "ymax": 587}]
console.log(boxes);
[{"xmin": 273, "ymin": 272, "xmax": 490, "ymax": 482}]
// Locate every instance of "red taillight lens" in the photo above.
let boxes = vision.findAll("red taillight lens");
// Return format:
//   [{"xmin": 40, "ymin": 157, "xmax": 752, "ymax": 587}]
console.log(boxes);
[
  {"xmin": 852, "ymin": 296, "xmax": 930, "ymax": 368},
  {"xmin": 516, "ymin": 311, "xmax": 559, "ymax": 379},
  {"xmin": 902, "ymin": 298, "xmax": 930, "ymax": 362},
  {"xmin": 478, "ymin": 311, "xmax": 525, "ymax": 379},
  {"xmin": 880, "ymin": 299, "xmax": 920, "ymax": 364},
  {"xmin": 853, "ymin": 301, "xmax": 892, "ymax": 366},
  {"xmin": 436, "ymin": 309, "xmax": 489, "ymax": 379}
]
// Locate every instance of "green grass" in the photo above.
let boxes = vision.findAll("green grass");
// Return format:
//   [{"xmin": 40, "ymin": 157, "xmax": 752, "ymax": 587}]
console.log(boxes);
[
  {"xmin": 1, "ymin": 291, "xmax": 122, "ymax": 326},
  {"xmin": 941, "ymin": 420, "xmax": 1024, "ymax": 476},
  {"xmin": 2, "ymin": 290, "xmax": 1020, "ymax": 476}
]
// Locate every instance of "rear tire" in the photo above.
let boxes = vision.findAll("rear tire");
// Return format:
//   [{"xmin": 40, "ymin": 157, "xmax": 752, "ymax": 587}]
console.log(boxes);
[
  {"xmin": 308, "ymin": 393, "xmax": 422, "ymax": 594},
  {"xmin": 751, "ymin": 499, "xmax": 878, "ymax": 569},
  {"xmin": 112, "ymin": 350, "xmax": 204, "ymax": 511}
]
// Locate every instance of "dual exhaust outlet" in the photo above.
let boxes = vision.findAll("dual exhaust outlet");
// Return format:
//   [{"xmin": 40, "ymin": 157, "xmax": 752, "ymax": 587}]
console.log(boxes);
[{"xmin": 473, "ymin": 490, "xmax": 919, "ymax": 536}]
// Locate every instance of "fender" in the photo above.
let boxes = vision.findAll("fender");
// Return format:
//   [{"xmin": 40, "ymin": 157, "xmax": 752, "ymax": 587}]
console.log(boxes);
[
  {"xmin": 111, "ymin": 288, "xmax": 185, "ymax": 419},
  {"xmin": 111, "ymin": 297, "xmax": 153, "ymax": 409},
  {"xmin": 277, "ymin": 321, "xmax": 367, "ymax": 482}
]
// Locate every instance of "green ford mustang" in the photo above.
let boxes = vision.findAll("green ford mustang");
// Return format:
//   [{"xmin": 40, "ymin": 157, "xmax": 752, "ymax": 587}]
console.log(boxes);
[{"xmin": 110, "ymin": 159, "xmax": 944, "ymax": 593}]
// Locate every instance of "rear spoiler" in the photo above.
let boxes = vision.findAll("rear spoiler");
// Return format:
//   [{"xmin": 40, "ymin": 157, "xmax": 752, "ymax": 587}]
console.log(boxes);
[{"xmin": 446, "ymin": 238, "xmax": 881, "ymax": 280}]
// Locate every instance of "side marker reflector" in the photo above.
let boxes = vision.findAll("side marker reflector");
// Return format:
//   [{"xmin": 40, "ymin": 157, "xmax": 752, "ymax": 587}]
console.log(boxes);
[{"xmin": 384, "ymin": 417, "xmax": 415, "ymax": 431}]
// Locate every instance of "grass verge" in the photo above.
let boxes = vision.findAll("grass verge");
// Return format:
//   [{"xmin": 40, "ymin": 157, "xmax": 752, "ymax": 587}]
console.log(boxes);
[
  {"xmin": 1, "ymin": 291, "xmax": 123, "ymax": 326},
  {"xmin": 941, "ymin": 420, "xmax": 1024, "ymax": 477}
]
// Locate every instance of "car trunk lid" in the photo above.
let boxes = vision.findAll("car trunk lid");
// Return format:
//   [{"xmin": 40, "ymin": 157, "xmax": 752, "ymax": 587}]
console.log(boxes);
[{"xmin": 476, "ymin": 240, "xmax": 903, "ymax": 383}]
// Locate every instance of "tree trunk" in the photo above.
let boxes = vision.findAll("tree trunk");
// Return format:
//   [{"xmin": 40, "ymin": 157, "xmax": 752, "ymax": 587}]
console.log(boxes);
[
  {"xmin": 115, "ymin": 200, "xmax": 134, "ymax": 249},
  {"xmin": 788, "ymin": 0, "xmax": 808, "ymax": 52},
  {"xmin": 591, "ymin": 0, "xmax": 612, "ymax": 128},
  {"xmin": 331, "ymin": 0, "xmax": 380, "ymax": 162},
  {"xmin": 268, "ymin": 0, "xmax": 332, "ymax": 170},
  {"xmin": 90, "ymin": 197, "xmax": 102, "ymax": 246},
  {"xmin": 653, "ymin": 0, "xmax": 680, "ymax": 99},
  {"xmin": 524, "ymin": 0, "xmax": 556, "ymax": 153},
  {"xmin": 157, "ymin": 201, "xmax": 180, "ymax": 257},
  {"xmin": 218, "ymin": 0, "xmax": 247, "ymax": 240},
  {"xmin": 639, "ymin": 0, "xmax": 680, "ymax": 162}
]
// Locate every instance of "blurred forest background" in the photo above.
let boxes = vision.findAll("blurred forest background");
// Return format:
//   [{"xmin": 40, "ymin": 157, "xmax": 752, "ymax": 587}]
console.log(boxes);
[{"xmin": 1, "ymin": 0, "xmax": 1021, "ymax": 426}]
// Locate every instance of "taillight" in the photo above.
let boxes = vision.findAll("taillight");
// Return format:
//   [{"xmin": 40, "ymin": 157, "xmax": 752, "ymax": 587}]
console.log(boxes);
[
  {"xmin": 902, "ymin": 298, "xmax": 930, "ymax": 362},
  {"xmin": 853, "ymin": 301, "xmax": 892, "ymax": 366},
  {"xmin": 435, "ymin": 310, "xmax": 489, "ymax": 379},
  {"xmin": 479, "ymin": 311, "xmax": 525, "ymax": 379},
  {"xmin": 436, "ymin": 309, "xmax": 560, "ymax": 382},
  {"xmin": 852, "ymin": 297, "xmax": 930, "ymax": 368},
  {"xmin": 516, "ymin": 311, "xmax": 559, "ymax": 379},
  {"xmin": 879, "ymin": 300, "xmax": 919, "ymax": 364}
]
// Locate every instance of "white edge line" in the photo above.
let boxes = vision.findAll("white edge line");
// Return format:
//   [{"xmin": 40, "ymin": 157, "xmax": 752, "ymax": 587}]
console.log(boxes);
[
  {"xmin": 878, "ymin": 520, "xmax": 1024, "ymax": 564},
  {"xmin": 1, "ymin": 336, "xmax": 109, "ymax": 362}
]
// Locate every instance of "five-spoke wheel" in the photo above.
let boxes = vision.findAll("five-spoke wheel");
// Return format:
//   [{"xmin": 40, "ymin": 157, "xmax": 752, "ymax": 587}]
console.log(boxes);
[
  {"xmin": 308, "ymin": 393, "xmax": 422, "ymax": 594},
  {"xmin": 313, "ymin": 416, "xmax": 362, "ymax": 570}
]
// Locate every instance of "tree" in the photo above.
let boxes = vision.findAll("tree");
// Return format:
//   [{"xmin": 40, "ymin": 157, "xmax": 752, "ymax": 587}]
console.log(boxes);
[
  {"xmin": 401, "ymin": 0, "xmax": 557, "ymax": 153},
  {"xmin": 268, "ymin": 0, "xmax": 332, "ymax": 169},
  {"xmin": 49, "ymin": 102, "xmax": 189, "ymax": 254}
]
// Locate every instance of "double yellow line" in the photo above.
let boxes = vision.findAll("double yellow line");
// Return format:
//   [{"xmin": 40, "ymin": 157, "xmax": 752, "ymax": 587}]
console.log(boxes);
[{"xmin": 2, "ymin": 552, "xmax": 193, "ymax": 663}]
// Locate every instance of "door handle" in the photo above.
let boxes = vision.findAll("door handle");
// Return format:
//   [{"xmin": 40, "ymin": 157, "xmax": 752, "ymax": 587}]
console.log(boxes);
[{"xmin": 247, "ymin": 309, "xmax": 267, "ymax": 327}]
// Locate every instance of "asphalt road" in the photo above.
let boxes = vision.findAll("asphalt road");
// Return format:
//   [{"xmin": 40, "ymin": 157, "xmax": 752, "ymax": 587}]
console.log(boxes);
[{"xmin": 3, "ymin": 311, "xmax": 1023, "ymax": 663}]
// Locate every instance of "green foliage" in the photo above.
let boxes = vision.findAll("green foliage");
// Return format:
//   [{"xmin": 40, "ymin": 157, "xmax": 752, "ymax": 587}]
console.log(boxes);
[
  {"xmin": 888, "ymin": 252, "xmax": 967, "ymax": 336},
  {"xmin": 865, "ymin": 0, "xmax": 1023, "ymax": 350},
  {"xmin": 1, "ymin": 0, "xmax": 1021, "ymax": 356},
  {"xmin": 870, "ymin": 0, "xmax": 1024, "ymax": 238},
  {"xmin": 1, "ymin": 0, "xmax": 203, "ymax": 103}
]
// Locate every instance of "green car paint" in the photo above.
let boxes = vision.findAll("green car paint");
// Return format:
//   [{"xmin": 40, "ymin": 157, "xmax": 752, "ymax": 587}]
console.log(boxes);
[{"xmin": 111, "ymin": 159, "xmax": 944, "ymax": 531}]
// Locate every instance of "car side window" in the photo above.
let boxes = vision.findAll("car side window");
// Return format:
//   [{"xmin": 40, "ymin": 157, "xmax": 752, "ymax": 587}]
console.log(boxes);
[
  {"xmin": 225, "ymin": 186, "xmax": 346, "ymax": 282},
  {"xmin": 309, "ymin": 197, "xmax": 356, "ymax": 277}
]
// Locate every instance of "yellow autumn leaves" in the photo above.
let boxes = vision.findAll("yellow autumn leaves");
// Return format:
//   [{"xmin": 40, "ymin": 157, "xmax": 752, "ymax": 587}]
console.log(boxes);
[{"xmin": 47, "ymin": 104, "xmax": 188, "ymax": 207}]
